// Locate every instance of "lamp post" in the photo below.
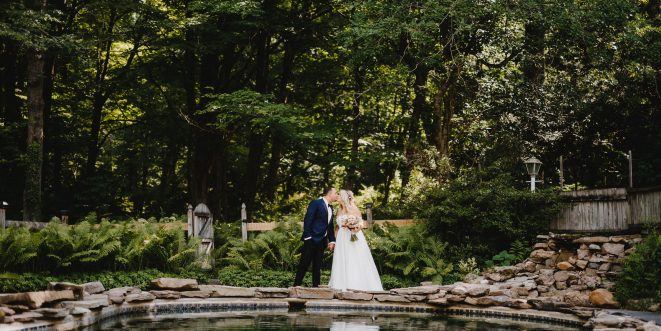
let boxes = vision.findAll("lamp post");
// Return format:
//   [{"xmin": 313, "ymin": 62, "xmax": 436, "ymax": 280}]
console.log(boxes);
[{"xmin": 524, "ymin": 157, "xmax": 543, "ymax": 192}]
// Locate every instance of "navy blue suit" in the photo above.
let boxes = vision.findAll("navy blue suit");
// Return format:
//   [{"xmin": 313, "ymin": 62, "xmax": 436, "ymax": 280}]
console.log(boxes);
[
  {"xmin": 301, "ymin": 198, "xmax": 336, "ymax": 243},
  {"xmin": 294, "ymin": 198, "xmax": 335, "ymax": 287}
]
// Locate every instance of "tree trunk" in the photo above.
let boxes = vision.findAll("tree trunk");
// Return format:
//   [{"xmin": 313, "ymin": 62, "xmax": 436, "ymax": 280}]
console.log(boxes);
[
  {"xmin": 1, "ymin": 42, "xmax": 22, "ymax": 123},
  {"xmin": 23, "ymin": 52, "xmax": 45, "ymax": 221},
  {"xmin": 401, "ymin": 64, "xmax": 428, "ymax": 188},
  {"xmin": 264, "ymin": 31, "xmax": 296, "ymax": 200},
  {"xmin": 344, "ymin": 66, "xmax": 364, "ymax": 190}
]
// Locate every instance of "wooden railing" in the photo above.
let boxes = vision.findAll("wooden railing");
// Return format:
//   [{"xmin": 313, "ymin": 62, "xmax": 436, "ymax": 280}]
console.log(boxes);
[{"xmin": 244, "ymin": 219, "xmax": 415, "ymax": 232}]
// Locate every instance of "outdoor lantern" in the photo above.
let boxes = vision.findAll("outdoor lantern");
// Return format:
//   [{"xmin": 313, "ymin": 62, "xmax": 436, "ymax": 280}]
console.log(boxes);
[{"xmin": 524, "ymin": 157, "xmax": 543, "ymax": 191}]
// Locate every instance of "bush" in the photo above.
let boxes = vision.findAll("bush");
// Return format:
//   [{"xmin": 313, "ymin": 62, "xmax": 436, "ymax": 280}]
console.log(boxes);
[
  {"xmin": 420, "ymin": 172, "xmax": 562, "ymax": 263},
  {"xmin": 0, "ymin": 269, "xmax": 209, "ymax": 293},
  {"xmin": 0, "ymin": 219, "xmax": 200, "ymax": 274},
  {"xmin": 367, "ymin": 223, "xmax": 453, "ymax": 284},
  {"xmin": 615, "ymin": 229, "xmax": 661, "ymax": 304}
]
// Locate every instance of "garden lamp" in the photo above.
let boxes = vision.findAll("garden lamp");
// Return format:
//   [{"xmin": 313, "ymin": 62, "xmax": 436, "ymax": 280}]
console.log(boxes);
[{"xmin": 524, "ymin": 157, "xmax": 543, "ymax": 192}]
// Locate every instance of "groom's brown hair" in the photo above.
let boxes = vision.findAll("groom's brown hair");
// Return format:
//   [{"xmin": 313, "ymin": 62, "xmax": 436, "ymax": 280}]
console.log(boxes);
[{"xmin": 322, "ymin": 186, "xmax": 334, "ymax": 196}]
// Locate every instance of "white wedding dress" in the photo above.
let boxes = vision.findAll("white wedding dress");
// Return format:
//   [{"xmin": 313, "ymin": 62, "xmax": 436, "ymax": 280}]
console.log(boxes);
[{"xmin": 329, "ymin": 214, "xmax": 383, "ymax": 291}]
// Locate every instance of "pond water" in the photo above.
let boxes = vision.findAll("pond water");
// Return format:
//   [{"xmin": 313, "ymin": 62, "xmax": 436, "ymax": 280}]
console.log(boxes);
[{"xmin": 88, "ymin": 310, "xmax": 581, "ymax": 331}]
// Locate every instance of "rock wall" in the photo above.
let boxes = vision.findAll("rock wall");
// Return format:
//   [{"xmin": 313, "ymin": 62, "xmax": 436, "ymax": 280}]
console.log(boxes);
[{"xmin": 508, "ymin": 233, "xmax": 642, "ymax": 308}]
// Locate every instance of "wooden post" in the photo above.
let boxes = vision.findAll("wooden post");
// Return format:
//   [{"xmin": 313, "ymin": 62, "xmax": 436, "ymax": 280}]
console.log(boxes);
[
  {"xmin": 241, "ymin": 203, "xmax": 248, "ymax": 242},
  {"xmin": 59, "ymin": 210, "xmax": 69, "ymax": 224},
  {"xmin": 628, "ymin": 150, "xmax": 633, "ymax": 188},
  {"xmin": 365, "ymin": 203, "xmax": 373, "ymax": 227},
  {"xmin": 0, "ymin": 202, "xmax": 7, "ymax": 230},
  {"xmin": 559, "ymin": 156, "xmax": 564, "ymax": 189},
  {"xmin": 186, "ymin": 204, "xmax": 193, "ymax": 237}
]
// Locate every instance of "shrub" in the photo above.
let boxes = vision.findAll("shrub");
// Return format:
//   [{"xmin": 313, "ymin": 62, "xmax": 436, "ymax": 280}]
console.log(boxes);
[
  {"xmin": 420, "ymin": 172, "xmax": 562, "ymax": 263},
  {"xmin": 615, "ymin": 229, "xmax": 661, "ymax": 303},
  {"xmin": 0, "ymin": 219, "xmax": 200, "ymax": 274},
  {"xmin": 367, "ymin": 223, "xmax": 453, "ymax": 284}
]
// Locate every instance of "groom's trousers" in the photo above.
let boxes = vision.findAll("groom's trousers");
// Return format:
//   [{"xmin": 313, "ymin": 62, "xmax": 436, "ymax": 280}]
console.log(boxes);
[{"xmin": 294, "ymin": 239, "xmax": 325, "ymax": 287}]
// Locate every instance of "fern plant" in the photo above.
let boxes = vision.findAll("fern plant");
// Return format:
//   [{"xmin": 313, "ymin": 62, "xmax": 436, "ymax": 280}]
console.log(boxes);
[
  {"xmin": 0, "ymin": 226, "xmax": 38, "ymax": 272},
  {"xmin": 368, "ymin": 223, "xmax": 453, "ymax": 284}
]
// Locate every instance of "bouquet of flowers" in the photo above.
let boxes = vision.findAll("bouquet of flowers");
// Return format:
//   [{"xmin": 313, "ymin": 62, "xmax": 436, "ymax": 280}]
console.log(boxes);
[{"xmin": 343, "ymin": 215, "xmax": 361, "ymax": 242}]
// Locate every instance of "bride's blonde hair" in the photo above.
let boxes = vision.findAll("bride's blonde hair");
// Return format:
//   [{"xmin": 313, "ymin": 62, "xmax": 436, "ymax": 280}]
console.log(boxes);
[{"xmin": 339, "ymin": 189, "xmax": 358, "ymax": 212}]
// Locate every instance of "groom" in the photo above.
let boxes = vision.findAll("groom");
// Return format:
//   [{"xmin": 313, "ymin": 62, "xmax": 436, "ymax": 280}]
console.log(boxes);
[{"xmin": 293, "ymin": 187, "xmax": 338, "ymax": 287}]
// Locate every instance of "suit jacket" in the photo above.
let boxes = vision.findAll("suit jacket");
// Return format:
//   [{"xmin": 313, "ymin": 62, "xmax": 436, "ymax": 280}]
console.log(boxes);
[{"xmin": 301, "ymin": 198, "xmax": 336, "ymax": 243}]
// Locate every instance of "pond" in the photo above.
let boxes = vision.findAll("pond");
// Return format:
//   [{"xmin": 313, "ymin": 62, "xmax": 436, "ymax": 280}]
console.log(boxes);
[{"xmin": 87, "ymin": 309, "xmax": 581, "ymax": 331}]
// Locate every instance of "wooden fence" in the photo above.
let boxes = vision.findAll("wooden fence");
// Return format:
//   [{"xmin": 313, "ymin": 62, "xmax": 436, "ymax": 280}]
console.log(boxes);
[
  {"xmin": 243, "ymin": 219, "xmax": 415, "ymax": 232},
  {"xmin": 551, "ymin": 186, "xmax": 661, "ymax": 232}
]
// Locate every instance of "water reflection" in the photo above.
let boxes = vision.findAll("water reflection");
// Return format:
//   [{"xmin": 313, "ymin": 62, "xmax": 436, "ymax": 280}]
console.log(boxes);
[{"xmin": 90, "ymin": 310, "xmax": 580, "ymax": 331}]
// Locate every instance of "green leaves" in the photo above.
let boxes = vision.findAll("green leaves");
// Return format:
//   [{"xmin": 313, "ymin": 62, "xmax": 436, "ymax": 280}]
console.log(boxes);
[
  {"xmin": 367, "ymin": 223, "xmax": 454, "ymax": 284},
  {"xmin": 0, "ymin": 219, "xmax": 200, "ymax": 274},
  {"xmin": 202, "ymin": 90, "xmax": 306, "ymax": 138},
  {"xmin": 615, "ymin": 229, "xmax": 661, "ymax": 303}
]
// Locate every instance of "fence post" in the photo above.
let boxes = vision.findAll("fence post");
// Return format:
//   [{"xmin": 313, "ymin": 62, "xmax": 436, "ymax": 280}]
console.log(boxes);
[
  {"xmin": 628, "ymin": 150, "xmax": 633, "ymax": 188},
  {"xmin": 241, "ymin": 203, "xmax": 248, "ymax": 242},
  {"xmin": 59, "ymin": 209, "xmax": 69, "ymax": 224},
  {"xmin": 559, "ymin": 156, "xmax": 564, "ymax": 189},
  {"xmin": 365, "ymin": 202, "xmax": 373, "ymax": 227},
  {"xmin": 0, "ymin": 202, "xmax": 7, "ymax": 230},
  {"xmin": 186, "ymin": 204, "xmax": 193, "ymax": 237}
]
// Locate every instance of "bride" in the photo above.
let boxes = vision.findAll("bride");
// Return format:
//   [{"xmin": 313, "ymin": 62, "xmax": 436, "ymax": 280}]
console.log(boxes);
[{"xmin": 329, "ymin": 190, "xmax": 383, "ymax": 291}]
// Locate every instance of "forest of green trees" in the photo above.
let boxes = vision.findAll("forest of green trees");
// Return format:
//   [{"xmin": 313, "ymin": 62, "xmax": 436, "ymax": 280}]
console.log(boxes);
[{"xmin": 1, "ymin": 0, "xmax": 659, "ymax": 222}]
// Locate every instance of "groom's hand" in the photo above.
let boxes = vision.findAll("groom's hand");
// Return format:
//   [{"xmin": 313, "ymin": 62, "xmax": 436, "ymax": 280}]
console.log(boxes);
[{"xmin": 327, "ymin": 243, "xmax": 335, "ymax": 251}]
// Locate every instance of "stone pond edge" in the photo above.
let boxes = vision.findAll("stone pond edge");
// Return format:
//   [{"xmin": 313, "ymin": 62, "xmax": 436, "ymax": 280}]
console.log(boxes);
[{"xmin": 1, "ymin": 297, "xmax": 586, "ymax": 331}]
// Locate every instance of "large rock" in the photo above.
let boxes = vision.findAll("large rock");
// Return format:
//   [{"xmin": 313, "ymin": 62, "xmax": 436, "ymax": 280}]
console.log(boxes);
[
  {"xmin": 255, "ymin": 287, "xmax": 290, "ymax": 298},
  {"xmin": 335, "ymin": 291, "xmax": 373, "ymax": 301},
  {"xmin": 427, "ymin": 297, "xmax": 448, "ymax": 306},
  {"xmin": 374, "ymin": 294, "xmax": 410, "ymax": 303},
  {"xmin": 575, "ymin": 260, "xmax": 588, "ymax": 269},
  {"xmin": 553, "ymin": 271, "xmax": 570, "ymax": 282},
  {"xmin": 573, "ymin": 236, "xmax": 610, "ymax": 244},
  {"xmin": 530, "ymin": 250, "xmax": 555, "ymax": 260},
  {"xmin": 564, "ymin": 290, "xmax": 589, "ymax": 307},
  {"xmin": 589, "ymin": 289, "xmax": 618, "ymax": 307},
  {"xmin": 0, "ymin": 306, "xmax": 15, "ymax": 316},
  {"xmin": 0, "ymin": 290, "xmax": 75, "ymax": 309},
  {"xmin": 391, "ymin": 286, "xmax": 440, "ymax": 295},
  {"xmin": 33, "ymin": 307, "xmax": 71, "ymax": 320},
  {"xmin": 476, "ymin": 295, "xmax": 511, "ymax": 306},
  {"xmin": 150, "ymin": 290, "xmax": 181, "ymax": 299},
  {"xmin": 150, "ymin": 278, "xmax": 199, "ymax": 291},
  {"xmin": 125, "ymin": 292, "xmax": 156, "ymax": 303},
  {"xmin": 602, "ymin": 243, "xmax": 625, "ymax": 256},
  {"xmin": 47, "ymin": 282, "xmax": 85, "ymax": 300},
  {"xmin": 557, "ymin": 262, "xmax": 574, "ymax": 270},
  {"xmin": 467, "ymin": 286, "xmax": 489, "ymax": 297},
  {"xmin": 528, "ymin": 298, "xmax": 571, "ymax": 311},
  {"xmin": 12, "ymin": 311, "xmax": 43, "ymax": 323},
  {"xmin": 60, "ymin": 294, "xmax": 109, "ymax": 310},
  {"xmin": 485, "ymin": 266, "xmax": 518, "ymax": 282},
  {"xmin": 464, "ymin": 297, "xmax": 478, "ymax": 305},
  {"xmin": 180, "ymin": 290, "xmax": 211, "ymax": 299},
  {"xmin": 290, "ymin": 287, "xmax": 334, "ymax": 299},
  {"xmin": 199, "ymin": 285, "xmax": 255, "ymax": 298},
  {"xmin": 82, "ymin": 281, "xmax": 105, "ymax": 295},
  {"xmin": 504, "ymin": 299, "xmax": 532, "ymax": 309},
  {"xmin": 106, "ymin": 287, "xmax": 141, "ymax": 304},
  {"xmin": 426, "ymin": 290, "xmax": 447, "ymax": 300}
]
